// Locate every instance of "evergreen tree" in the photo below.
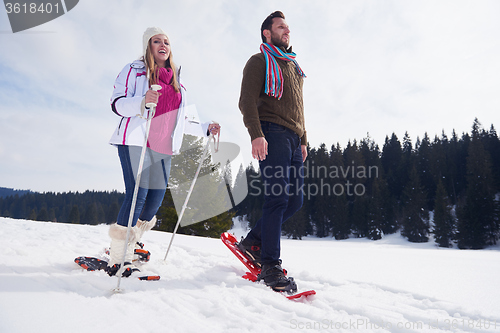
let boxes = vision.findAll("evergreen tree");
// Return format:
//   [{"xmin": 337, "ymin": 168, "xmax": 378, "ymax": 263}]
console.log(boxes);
[
  {"xmin": 49, "ymin": 208, "xmax": 57, "ymax": 222},
  {"xmin": 311, "ymin": 143, "xmax": 332, "ymax": 237},
  {"xmin": 430, "ymin": 132, "xmax": 449, "ymax": 195},
  {"xmin": 232, "ymin": 164, "xmax": 248, "ymax": 218},
  {"xmin": 484, "ymin": 124, "xmax": 500, "ymax": 193},
  {"xmin": 181, "ymin": 212, "xmax": 236, "ymax": 238},
  {"xmin": 400, "ymin": 132, "xmax": 413, "ymax": 193},
  {"xmin": 446, "ymin": 130, "xmax": 465, "ymax": 203},
  {"xmin": 106, "ymin": 200, "xmax": 120, "ymax": 224},
  {"xmin": 432, "ymin": 179, "xmax": 455, "ymax": 247},
  {"xmin": 83, "ymin": 203, "xmax": 99, "ymax": 225},
  {"xmin": 349, "ymin": 196, "xmax": 369, "ymax": 238},
  {"xmin": 157, "ymin": 135, "xmax": 233, "ymax": 237},
  {"xmin": 344, "ymin": 140, "xmax": 368, "ymax": 237},
  {"xmin": 457, "ymin": 132, "xmax": 471, "ymax": 199},
  {"xmin": 9, "ymin": 194, "xmax": 27, "ymax": 219},
  {"xmin": 28, "ymin": 208, "xmax": 37, "ymax": 221},
  {"xmin": 331, "ymin": 194, "xmax": 349, "ymax": 240},
  {"xmin": 378, "ymin": 176, "xmax": 397, "ymax": 235},
  {"xmin": 401, "ymin": 166, "xmax": 430, "ymax": 242},
  {"xmin": 359, "ymin": 134, "xmax": 382, "ymax": 195},
  {"xmin": 456, "ymin": 119, "xmax": 498, "ymax": 249},
  {"xmin": 281, "ymin": 142, "xmax": 312, "ymax": 239},
  {"xmin": 68, "ymin": 205, "xmax": 80, "ymax": 224},
  {"xmin": 416, "ymin": 133, "xmax": 435, "ymax": 209},
  {"xmin": 367, "ymin": 177, "xmax": 384, "ymax": 240},
  {"xmin": 156, "ymin": 190, "xmax": 178, "ymax": 232},
  {"xmin": 330, "ymin": 144, "xmax": 350, "ymax": 240},
  {"xmin": 282, "ymin": 206, "xmax": 308, "ymax": 240},
  {"xmin": 242, "ymin": 164, "xmax": 264, "ymax": 229},
  {"xmin": 37, "ymin": 207, "xmax": 49, "ymax": 221},
  {"xmin": 381, "ymin": 133, "xmax": 404, "ymax": 200},
  {"xmin": 180, "ymin": 168, "xmax": 235, "ymax": 237}
]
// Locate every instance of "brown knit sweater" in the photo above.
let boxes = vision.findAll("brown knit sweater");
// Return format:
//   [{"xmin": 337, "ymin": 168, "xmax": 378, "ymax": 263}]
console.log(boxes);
[{"xmin": 238, "ymin": 49, "xmax": 307, "ymax": 145}]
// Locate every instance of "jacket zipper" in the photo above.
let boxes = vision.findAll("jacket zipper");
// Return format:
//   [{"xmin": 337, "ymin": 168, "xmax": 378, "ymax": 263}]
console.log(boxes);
[{"xmin": 117, "ymin": 117, "xmax": 125, "ymax": 135}]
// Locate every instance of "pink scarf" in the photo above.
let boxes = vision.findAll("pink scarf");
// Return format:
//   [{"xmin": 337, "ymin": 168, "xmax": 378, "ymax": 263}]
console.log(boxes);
[{"xmin": 148, "ymin": 67, "xmax": 182, "ymax": 155}]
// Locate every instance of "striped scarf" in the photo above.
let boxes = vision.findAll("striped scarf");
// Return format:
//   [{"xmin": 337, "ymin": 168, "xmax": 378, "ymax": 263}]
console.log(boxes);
[{"xmin": 260, "ymin": 43, "xmax": 306, "ymax": 100}]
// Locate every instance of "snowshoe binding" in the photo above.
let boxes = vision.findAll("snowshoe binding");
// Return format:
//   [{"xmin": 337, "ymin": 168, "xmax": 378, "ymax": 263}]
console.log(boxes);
[
  {"xmin": 105, "ymin": 262, "xmax": 140, "ymax": 278},
  {"xmin": 257, "ymin": 261, "xmax": 298, "ymax": 294},
  {"xmin": 236, "ymin": 236, "xmax": 262, "ymax": 268},
  {"xmin": 104, "ymin": 242, "xmax": 151, "ymax": 263}
]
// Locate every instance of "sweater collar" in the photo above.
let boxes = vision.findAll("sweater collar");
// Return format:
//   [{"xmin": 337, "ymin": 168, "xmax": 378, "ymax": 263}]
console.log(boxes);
[{"xmin": 277, "ymin": 45, "xmax": 293, "ymax": 54}]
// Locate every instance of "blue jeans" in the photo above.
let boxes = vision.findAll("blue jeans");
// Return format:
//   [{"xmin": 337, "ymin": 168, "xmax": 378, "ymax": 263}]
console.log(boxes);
[
  {"xmin": 246, "ymin": 121, "xmax": 304, "ymax": 264},
  {"xmin": 116, "ymin": 145, "xmax": 172, "ymax": 227}
]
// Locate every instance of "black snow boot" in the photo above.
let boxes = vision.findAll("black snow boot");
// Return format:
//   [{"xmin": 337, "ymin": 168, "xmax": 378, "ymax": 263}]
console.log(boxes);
[
  {"xmin": 237, "ymin": 236, "xmax": 262, "ymax": 268},
  {"xmin": 257, "ymin": 261, "xmax": 298, "ymax": 294}
]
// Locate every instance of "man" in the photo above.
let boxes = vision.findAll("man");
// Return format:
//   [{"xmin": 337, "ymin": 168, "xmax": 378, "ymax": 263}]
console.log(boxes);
[{"xmin": 238, "ymin": 11, "xmax": 307, "ymax": 293}]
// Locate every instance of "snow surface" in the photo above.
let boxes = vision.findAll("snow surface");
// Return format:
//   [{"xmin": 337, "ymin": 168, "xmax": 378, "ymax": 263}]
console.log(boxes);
[{"xmin": 1, "ymin": 216, "xmax": 499, "ymax": 333}]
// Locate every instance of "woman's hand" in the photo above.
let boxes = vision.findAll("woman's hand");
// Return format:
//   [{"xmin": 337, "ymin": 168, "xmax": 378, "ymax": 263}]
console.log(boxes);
[
  {"xmin": 145, "ymin": 89, "xmax": 161, "ymax": 107},
  {"xmin": 208, "ymin": 122, "xmax": 221, "ymax": 135}
]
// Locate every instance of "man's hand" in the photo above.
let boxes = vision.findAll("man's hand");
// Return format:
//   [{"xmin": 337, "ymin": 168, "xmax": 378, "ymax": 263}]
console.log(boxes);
[
  {"xmin": 301, "ymin": 145, "xmax": 307, "ymax": 162},
  {"xmin": 252, "ymin": 137, "xmax": 268, "ymax": 161}
]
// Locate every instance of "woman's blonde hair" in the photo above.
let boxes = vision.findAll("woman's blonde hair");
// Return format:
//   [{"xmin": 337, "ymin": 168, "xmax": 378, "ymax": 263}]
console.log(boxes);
[{"xmin": 143, "ymin": 37, "xmax": 180, "ymax": 93}]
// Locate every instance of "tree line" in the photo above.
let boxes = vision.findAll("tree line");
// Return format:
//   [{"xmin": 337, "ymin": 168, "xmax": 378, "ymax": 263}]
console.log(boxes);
[
  {"xmin": 234, "ymin": 118, "xmax": 500, "ymax": 249},
  {"xmin": 0, "ymin": 135, "xmax": 234, "ymax": 238},
  {"xmin": 0, "ymin": 190, "xmax": 124, "ymax": 225},
  {"xmin": 1, "ymin": 119, "xmax": 499, "ymax": 248}
]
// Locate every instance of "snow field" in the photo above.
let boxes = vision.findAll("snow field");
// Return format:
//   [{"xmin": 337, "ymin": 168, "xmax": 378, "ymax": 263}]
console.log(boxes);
[{"xmin": 0, "ymin": 217, "xmax": 499, "ymax": 333}]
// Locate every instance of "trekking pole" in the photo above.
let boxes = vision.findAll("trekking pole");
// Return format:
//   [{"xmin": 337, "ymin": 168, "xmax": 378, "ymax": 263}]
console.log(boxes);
[
  {"xmin": 163, "ymin": 135, "xmax": 213, "ymax": 262},
  {"xmin": 114, "ymin": 84, "xmax": 161, "ymax": 293}
]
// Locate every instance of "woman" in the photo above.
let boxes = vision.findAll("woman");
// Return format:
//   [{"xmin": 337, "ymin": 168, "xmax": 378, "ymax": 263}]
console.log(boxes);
[{"xmin": 107, "ymin": 27, "xmax": 220, "ymax": 277}]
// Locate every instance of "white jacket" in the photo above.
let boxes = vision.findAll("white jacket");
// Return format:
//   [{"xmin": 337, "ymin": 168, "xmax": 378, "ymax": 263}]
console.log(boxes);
[{"xmin": 109, "ymin": 60, "xmax": 209, "ymax": 154}]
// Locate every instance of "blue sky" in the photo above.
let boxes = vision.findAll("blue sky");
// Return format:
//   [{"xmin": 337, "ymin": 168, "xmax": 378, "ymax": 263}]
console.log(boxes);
[{"xmin": 1, "ymin": 0, "xmax": 499, "ymax": 192}]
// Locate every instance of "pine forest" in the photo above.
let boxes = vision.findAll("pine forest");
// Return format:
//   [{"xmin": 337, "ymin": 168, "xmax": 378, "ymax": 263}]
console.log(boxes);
[{"xmin": 1, "ymin": 119, "xmax": 499, "ymax": 249}]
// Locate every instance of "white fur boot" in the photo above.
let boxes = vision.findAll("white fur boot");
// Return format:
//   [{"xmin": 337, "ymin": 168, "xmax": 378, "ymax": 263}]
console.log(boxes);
[
  {"xmin": 133, "ymin": 216, "xmax": 157, "ymax": 262},
  {"xmin": 135, "ymin": 216, "xmax": 157, "ymax": 244},
  {"xmin": 106, "ymin": 223, "xmax": 139, "ymax": 277}
]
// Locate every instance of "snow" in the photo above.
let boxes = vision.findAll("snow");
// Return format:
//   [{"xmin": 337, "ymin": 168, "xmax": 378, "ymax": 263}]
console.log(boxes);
[{"xmin": 1, "ymin": 217, "xmax": 499, "ymax": 333}]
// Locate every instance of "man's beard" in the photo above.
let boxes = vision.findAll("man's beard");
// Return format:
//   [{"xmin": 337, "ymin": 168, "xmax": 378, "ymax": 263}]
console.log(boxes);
[{"xmin": 270, "ymin": 34, "xmax": 289, "ymax": 48}]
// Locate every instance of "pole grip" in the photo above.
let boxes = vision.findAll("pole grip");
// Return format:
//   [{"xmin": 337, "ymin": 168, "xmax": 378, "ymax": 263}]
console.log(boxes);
[{"xmin": 145, "ymin": 85, "xmax": 162, "ymax": 109}]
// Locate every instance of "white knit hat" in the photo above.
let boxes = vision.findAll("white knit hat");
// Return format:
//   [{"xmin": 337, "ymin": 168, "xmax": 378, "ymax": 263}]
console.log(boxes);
[{"xmin": 143, "ymin": 27, "xmax": 168, "ymax": 58}]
